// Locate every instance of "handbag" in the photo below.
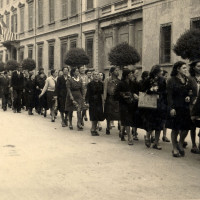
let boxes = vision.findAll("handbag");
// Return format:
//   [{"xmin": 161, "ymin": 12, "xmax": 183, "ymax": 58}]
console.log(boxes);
[{"xmin": 138, "ymin": 92, "xmax": 158, "ymax": 109}]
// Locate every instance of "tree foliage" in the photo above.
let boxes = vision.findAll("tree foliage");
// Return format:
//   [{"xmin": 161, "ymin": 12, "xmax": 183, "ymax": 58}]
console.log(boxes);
[
  {"xmin": 64, "ymin": 48, "xmax": 89, "ymax": 68},
  {"xmin": 0, "ymin": 61, "xmax": 5, "ymax": 72},
  {"xmin": 5, "ymin": 60, "xmax": 19, "ymax": 71},
  {"xmin": 173, "ymin": 29, "xmax": 200, "ymax": 61},
  {"xmin": 22, "ymin": 58, "xmax": 36, "ymax": 71},
  {"xmin": 108, "ymin": 42, "xmax": 140, "ymax": 68}
]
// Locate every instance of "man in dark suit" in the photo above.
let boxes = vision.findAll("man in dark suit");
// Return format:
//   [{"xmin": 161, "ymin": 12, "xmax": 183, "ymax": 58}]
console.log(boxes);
[
  {"xmin": 55, "ymin": 66, "xmax": 69, "ymax": 127},
  {"xmin": 11, "ymin": 65, "xmax": 24, "ymax": 113},
  {"xmin": 1, "ymin": 71, "xmax": 10, "ymax": 111}
]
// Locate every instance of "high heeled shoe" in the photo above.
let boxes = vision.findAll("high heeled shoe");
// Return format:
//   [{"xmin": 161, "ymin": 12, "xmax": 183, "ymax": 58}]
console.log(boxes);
[
  {"xmin": 144, "ymin": 135, "xmax": 151, "ymax": 148},
  {"xmin": 69, "ymin": 125, "xmax": 73, "ymax": 130},
  {"xmin": 77, "ymin": 124, "xmax": 83, "ymax": 131}
]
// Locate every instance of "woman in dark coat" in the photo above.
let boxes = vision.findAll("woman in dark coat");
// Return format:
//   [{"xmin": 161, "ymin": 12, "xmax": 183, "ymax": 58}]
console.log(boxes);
[
  {"xmin": 141, "ymin": 65, "xmax": 167, "ymax": 150},
  {"xmin": 114, "ymin": 69, "xmax": 136, "ymax": 145},
  {"xmin": 65, "ymin": 67, "xmax": 84, "ymax": 130},
  {"xmin": 104, "ymin": 67, "xmax": 120, "ymax": 134},
  {"xmin": 36, "ymin": 72, "xmax": 47, "ymax": 117},
  {"xmin": 166, "ymin": 61, "xmax": 195, "ymax": 157},
  {"xmin": 55, "ymin": 66, "xmax": 70, "ymax": 127},
  {"xmin": 25, "ymin": 74, "xmax": 36, "ymax": 115},
  {"xmin": 189, "ymin": 60, "xmax": 200, "ymax": 153},
  {"xmin": 86, "ymin": 71, "xmax": 104, "ymax": 136}
]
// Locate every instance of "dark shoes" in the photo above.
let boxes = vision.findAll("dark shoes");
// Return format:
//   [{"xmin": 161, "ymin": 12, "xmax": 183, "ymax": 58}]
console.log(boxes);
[
  {"xmin": 151, "ymin": 136, "xmax": 155, "ymax": 143},
  {"xmin": 162, "ymin": 136, "xmax": 170, "ymax": 142},
  {"xmin": 172, "ymin": 150, "xmax": 181, "ymax": 158},
  {"xmin": 77, "ymin": 124, "xmax": 83, "ymax": 131},
  {"xmin": 152, "ymin": 143, "xmax": 162, "ymax": 150},
  {"xmin": 144, "ymin": 136, "xmax": 151, "ymax": 148},
  {"xmin": 69, "ymin": 125, "xmax": 73, "ymax": 130},
  {"xmin": 91, "ymin": 131, "xmax": 99, "ymax": 136},
  {"xmin": 191, "ymin": 145, "xmax": 200, "ymax": 154},
  {"xmin": 106, "ymin": 128, "xmax": 110, "ymax": 135}
]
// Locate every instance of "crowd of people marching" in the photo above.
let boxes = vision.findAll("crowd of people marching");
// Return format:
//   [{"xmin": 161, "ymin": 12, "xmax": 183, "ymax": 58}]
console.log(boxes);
[{"xmin": 1, "ymin": 60, "xmax": 200, "ymax": 158}]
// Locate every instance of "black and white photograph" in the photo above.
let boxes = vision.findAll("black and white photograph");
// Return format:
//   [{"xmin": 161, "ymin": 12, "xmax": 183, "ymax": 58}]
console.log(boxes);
[{"xmin": 0, "ymin": 0, "xmax": 200, "ymax": 199}]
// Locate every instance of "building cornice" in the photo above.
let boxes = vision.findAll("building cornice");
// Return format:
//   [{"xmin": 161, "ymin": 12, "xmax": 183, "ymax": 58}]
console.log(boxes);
[
  {"xmin": 11, "ymin": 6, "xmax": 17, "ymax": 12},
  {"xmin": 26, "ymin": 0, "xmax": 34, "ymax": 3},
  {"xmin": 18, "ymin": 2, "xmax": 25, "ymax": 8},
  {"xmin": 4, "ymin": 10, "xmax": 10, "ymax": 15}
]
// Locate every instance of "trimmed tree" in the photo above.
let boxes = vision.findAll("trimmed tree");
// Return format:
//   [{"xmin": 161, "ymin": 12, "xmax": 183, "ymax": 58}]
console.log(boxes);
[
  {"xmin": 64, "ymin": 48, "xmax": 89, "ymax": 69},
  {"xmin": 108, "ymin": 42, "xmax": 140, "ymax": 68},
  {"xmin": 22, "ymin": 58, "xmax": 36, "ymax": 71},
  {"xmin": 5, "ymin": 60, "xmax": 19, "ymax": 71},
  {"xmin": 173, "ymin": 29, "xmax": 200, "ymax": 61},
  {"xmin": 0, "ymin": 61, "xmax": 5, "ymax": 72}
]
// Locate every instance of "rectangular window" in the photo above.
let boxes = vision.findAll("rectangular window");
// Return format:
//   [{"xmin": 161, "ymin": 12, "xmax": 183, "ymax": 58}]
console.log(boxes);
[
  {"xmin": 0, "ymin": 51, "xmax": 3, "ymax": 61},
  {"xmin": 191, "ymin": 18, "xmax": 200, "ymax": 30},
  {"xmin": 28, "ymin": 3, "xmax": 33, "ymax": 30},
  {"xmin": 87, "ymin": 0, "xmax": 93, "ymax": 10},
  {"xmin": 28, "ymin": 46, "xmax": 33, "ymax": 59},
  {"xmin": 20, "ymin": 7, "xmax": 24, "ymax": 32},
  {"xmin": 70, "ymin": 39, "xmax": 77, "ymax": 49},
  {"xmin": 0, "ymin": 0, "xmax": 3, "ymax": 8},
  {"xmin": 48, "ymin": 42, "xmax": 55, "ymax": 70},
  {"xmin": 38, "ymin": 44, "xmax": 43, "ymax": 69},
  {"xmin": 160, "ymin": 24, "xmax": 171, "ymax": 64},
  {"xmin": 61, "ymin": 40, "xmax": 68, "ymax": 68},
  {"xmin": 105, "ymin": 36, "xmax": 113, "ymax": 67},
  {"xmin": 6, "ymin": 14, "xmax": 9, "ymax": 29},
  {"xmin": 19, "ymin": 47, "xmax": 24, "ymax": 63},
  {"xmin": 49, "ymin": 0, "xmax": 55, "ymax": 23},
  {"xmin": 11, "ymin": 14, "xmax": 17, "ymax": 33},
  {"xmin": 71, "ymin": 0, "xmax": 77, "ymax": 16},
  {"xmin": 38, "ymin": 0, "xmax": 43, "ymax": 26},
  {"xmin": 85, "ymin": 37, "xmax": 93, "ymax": 68},
  {"xmin": 5, "ymin": 50, "xmax": 8, "ymax": 62},
  {"xmin": 62, "ymin": 0, "xmax": 68, "ymax": 19},
  {"xmin": 7, "ymin": 0, "xmax": 9, "ymax": 4}
]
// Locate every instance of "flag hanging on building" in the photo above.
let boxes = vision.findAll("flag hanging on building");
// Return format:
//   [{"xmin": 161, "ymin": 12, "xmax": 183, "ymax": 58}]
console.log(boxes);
[{"xmin": 0, "ymin": 18, "xmax": 17, "ymax": 42}]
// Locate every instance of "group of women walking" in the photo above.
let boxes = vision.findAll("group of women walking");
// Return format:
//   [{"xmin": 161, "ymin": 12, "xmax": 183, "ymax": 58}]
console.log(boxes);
[{"xmin": 1, "ymin": 60, "xmax": 200, "ymax": 158}]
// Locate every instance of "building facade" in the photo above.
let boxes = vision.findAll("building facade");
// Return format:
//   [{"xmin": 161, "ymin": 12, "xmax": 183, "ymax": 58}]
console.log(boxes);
[{"xmin": 0, "ymin": 0, "xmax": 200, "ymax": 74}]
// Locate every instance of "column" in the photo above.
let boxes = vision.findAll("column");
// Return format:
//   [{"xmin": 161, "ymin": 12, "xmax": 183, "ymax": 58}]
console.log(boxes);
[
  {"xmin": 113, "ymin": 25, "xmax": 118, "ymax": 47},
  {"xmin": 129, "ymin": 22, "xmax": 134, "ymax": 47}
]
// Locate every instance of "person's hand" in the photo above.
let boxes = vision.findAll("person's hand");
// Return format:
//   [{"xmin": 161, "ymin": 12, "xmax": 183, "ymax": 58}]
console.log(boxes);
[
  {"xmin": 133, "ymin": 94, "xmax": 139, "ymax": 100},
  {"xmin": 36, "ymin": 86, "xmax": 39, "ymax": 89},
  {"xmin": 185, "ymin": 96, "xmax": 190, "ymax": 103},
  {"xmin": 170, "ymin": 109, "xmax": 176, "ymax": 117}
]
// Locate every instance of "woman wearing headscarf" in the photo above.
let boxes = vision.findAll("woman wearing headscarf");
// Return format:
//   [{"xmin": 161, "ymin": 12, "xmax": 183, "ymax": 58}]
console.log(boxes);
[
  {"xmin": 141, "ymin": 65, "xmax": 167, "ymax": 150},
  {"xmin": 166, "ymin": 61, "xmax": 195, "ymax": 157},
  {"xmin": 86, "ymin": 71, "xmax": 104, "ymax": 136},
  {"xmin": 104, "ymin": 67, "xmax": 121, "ymax": 135},
  {"xmin": 189, "ymin": 60, "xmax": 200, "ymax": 153}
]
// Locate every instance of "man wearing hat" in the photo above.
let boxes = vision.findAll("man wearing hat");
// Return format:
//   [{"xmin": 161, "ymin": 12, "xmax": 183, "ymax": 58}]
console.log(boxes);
[{"xmin": 10, "ymin": 65, "xmax": 24, "ymax": 113}]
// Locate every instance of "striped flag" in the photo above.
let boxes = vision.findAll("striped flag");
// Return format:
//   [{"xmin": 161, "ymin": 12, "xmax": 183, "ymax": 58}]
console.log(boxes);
[{"xmin": 0, "ymin": 18, "xmax": 17, "ymax": 42}]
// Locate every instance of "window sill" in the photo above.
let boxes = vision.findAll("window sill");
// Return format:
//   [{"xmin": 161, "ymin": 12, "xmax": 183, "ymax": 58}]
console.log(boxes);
[
  {"xmin": 19, "ymin": 32, "xmax": 25, "ymax": 35},
  {"xmin": 85, "ymin": 8, "xmax": 95, "ymax": 14},
  {"xmin": 60, "ymin": 17, "xmax": 68, "ymax": 22},
  {"xmin": 48, "ymin": 21, "xmax": 55, "ymax": 26},
  {"xmin": 160, "ymin": 63, "xmax": 173, "ymax": 67},
  {"xmin": 69, "ymin": 14, "xmax": 78, "ymax": 19},
  {"xmin": 37, "ymin": 25, "xmax": 44, "ymax": 29},
  {"xmin": 28, "ymin": 28, "xmax": 34, "ymax": 32}
]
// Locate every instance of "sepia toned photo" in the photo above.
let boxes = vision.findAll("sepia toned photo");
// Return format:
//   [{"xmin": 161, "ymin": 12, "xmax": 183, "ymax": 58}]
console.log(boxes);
[{"xmin": 0, "ymin": 0, "xmax": 200, "ymax": 199}]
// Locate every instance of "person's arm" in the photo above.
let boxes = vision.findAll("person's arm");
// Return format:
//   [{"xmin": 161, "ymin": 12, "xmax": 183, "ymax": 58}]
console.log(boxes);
[
  {"xmin": 66, "ymin": 79, "xmax": 74, "ymax": 101},
  {"xmin": 39, "ymin": 79, "xmax": 48, "ymax": 98},
  {"xmin": 167, "ymin": 78, "xmax": 176, "ymax": 116},
  {"xmin": 85, "ymin": 82, "xmax": 91, "ymax": 104},
  {"xmin": 103, "ymin": 77, "xmax": 108, "ymax": 101}
]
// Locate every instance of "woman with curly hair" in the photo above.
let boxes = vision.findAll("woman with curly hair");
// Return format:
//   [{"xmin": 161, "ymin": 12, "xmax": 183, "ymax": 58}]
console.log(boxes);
[
  {"xmin": 141, "ymin": 65, "xmax": 167, "ymax": 150},
  {"xmin": 65, "ymin": 67, "xmax": 84, "ymax": 130},
  {"xmin": 166, "ymin": 61, "xmax": 195, "ymax": 157}
]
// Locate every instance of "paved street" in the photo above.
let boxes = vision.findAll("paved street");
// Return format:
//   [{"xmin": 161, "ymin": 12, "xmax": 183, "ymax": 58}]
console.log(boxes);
[{"xmin": 0, "ymin": 107, "xmax": 200, "ymax": 200}]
